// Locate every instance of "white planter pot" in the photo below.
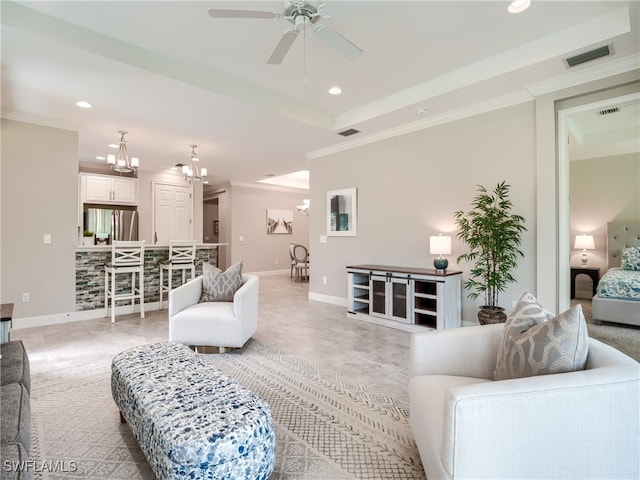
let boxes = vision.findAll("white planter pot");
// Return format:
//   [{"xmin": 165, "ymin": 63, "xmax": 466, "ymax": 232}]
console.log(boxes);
[{"xmin": 83, "ymin": 236, "xmax": 94, "ymax": 246}]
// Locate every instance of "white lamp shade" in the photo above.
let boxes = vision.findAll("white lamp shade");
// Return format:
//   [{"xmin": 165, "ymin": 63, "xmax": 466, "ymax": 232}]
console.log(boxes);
[
  {"xmin": 131, "ymin": 157, "xmax": 139, "ymax": 167},
  {"xmin": 200, "ymin": 167, "xmax": 207, "ymax": 177},
  {"xmin": 107, "ymin": 154, "xmax": 116, "ymax": 165},
  {"xmin": 574, "ymin": 234, "xmax": 595, "ymax": 250},
  {"xmin": 430, "ymin": 235, "xmax": 452, "ymax": 255}
]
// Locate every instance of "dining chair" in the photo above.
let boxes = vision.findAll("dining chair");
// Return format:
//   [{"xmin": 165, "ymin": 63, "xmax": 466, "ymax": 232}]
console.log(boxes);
[
  {"xmin": 293, "ymin": 244, "xmax": 309, "ymax": 281},
  {"xmin": 288, "ymin": 243, "xmax": 296, "ymax": 278}
]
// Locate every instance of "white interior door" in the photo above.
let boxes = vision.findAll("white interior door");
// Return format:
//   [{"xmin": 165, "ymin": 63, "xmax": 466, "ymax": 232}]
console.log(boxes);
[{"xmin": 154, "ymin": 182, "xmax": 193, "ymax": 243}]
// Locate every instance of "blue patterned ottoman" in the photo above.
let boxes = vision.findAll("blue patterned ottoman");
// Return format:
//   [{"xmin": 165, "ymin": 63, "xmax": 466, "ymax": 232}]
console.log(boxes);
[{"xmin": 111, "ymin": 342, "xmax": 275, "ymax": 480}]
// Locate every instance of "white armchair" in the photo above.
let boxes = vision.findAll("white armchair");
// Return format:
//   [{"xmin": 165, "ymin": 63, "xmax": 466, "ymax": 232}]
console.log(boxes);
[
  {"xmin": 168, "ymin": 274, "xmax": 259, "ymax": 349},
  {"xmin": 409, "ymin": 324, "xmax": 640, "ymax": 480}
]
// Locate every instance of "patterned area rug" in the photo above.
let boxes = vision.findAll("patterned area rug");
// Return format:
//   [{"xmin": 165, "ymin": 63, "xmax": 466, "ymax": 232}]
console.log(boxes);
[{"xmin": 29, "ymin": 339, "xmax": 425, "ymax": 480}]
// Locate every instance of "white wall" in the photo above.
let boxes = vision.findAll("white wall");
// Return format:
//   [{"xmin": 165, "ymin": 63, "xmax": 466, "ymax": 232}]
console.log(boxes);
[
  {"xmin": 309, "ymin": 102, "xmax": 537, "ymax": 324},
  {"xmin": 228, "ymin": 184, "xmax": 309, "ymax": 273},
  {"xmin": 1, "ymin": 119, "xmax": 78, "ymax": 318}
]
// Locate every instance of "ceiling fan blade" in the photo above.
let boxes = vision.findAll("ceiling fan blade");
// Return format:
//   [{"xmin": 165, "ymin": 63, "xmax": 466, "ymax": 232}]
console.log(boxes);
[
  {"xmin": 314, "ymin": 24, "xmax": 362, "ymax": 60},
  {"xmin": 267, "ymin": 29, "xmax": 299, "ymax": 64},
  {"xmin": 208, "ymin": 9, "xmax": 280, "ymax": 19}
]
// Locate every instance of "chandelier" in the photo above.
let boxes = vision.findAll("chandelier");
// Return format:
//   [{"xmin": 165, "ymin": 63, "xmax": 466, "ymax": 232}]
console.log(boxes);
[
  {"xmin": 183, "ymin": 145, "xmax": 208, "ymax": 183},
  {"xmin": 107, "ymin": 130, "xmax": 139, "ymax": 173}
]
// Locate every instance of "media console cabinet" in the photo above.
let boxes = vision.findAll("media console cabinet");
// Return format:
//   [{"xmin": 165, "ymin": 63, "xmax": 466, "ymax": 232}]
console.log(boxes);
[{"xmin": 346, "ymin": 265, "xmax": 462, "ymax": 332}]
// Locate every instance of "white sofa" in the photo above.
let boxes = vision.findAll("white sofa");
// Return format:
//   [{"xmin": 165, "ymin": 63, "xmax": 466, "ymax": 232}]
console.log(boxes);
[
  {"xmin": 168, "ymin": 274, "xmax": 258, "ymax": 349},
  {"xmin": 409, "ymin": 324, "xmax": 640, "ymax": 480}
]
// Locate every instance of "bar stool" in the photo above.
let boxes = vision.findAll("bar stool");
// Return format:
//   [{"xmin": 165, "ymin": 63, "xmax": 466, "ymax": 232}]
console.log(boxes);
[
  {"xmin": 104, "ymin": 241, "xmax": 146, "ymax": 324},
  {"xmin": 159, "ymin": 240, "xmax": 197, "ymax": 309}
]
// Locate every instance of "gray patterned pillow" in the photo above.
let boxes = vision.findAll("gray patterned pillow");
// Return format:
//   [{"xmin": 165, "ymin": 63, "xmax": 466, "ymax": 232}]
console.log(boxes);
[
  {"xmin": 199, "ymin": 261, "xmax": 243, "ymax": 303},
  {"xmin": 493, "ymin": 292, "xmax": 589, "ymax": 381}
]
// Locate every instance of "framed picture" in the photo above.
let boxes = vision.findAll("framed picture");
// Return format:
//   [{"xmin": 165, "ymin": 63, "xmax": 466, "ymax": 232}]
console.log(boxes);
[
  {"xmin": 266, "ymin": 209, "xmax": 293, "ymax": 234},
  {"xmin": 327, "ymin": 187, "xmax": 357, "ymax": 236}
]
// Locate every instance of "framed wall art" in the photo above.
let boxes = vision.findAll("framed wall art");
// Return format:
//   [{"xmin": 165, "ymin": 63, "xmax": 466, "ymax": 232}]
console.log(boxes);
[
  {"xmin": 327, "ymin": 187, "xmax": 357, "ymax": 236},
  {"xmin": 266, "ymin": 209, "xmax": 293, "ymax": 234}
]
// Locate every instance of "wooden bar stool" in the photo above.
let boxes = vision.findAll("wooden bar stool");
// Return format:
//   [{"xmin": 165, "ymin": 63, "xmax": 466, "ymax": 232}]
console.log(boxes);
[
  {"xmin": 104, "ymin": 241, "xmax": 146, "ymax": 324},
  {"xmin": 159, "ymin": 240, "xmax": 197, "ymax": 309}
]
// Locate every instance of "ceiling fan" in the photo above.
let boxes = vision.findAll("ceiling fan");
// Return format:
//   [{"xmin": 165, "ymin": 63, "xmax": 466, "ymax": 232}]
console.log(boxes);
[{"xmin": 208, "ymin": 1, "xmax": 363, "ymax": 65}]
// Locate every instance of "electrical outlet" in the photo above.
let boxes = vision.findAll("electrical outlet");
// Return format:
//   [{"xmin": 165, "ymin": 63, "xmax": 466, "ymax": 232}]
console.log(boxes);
[
  {"xmin": 323, "ymin": 276, "xmax": 327, "ymax": 285},
  {"xmin": 43, "ymin": 234, "xmax": 51, "ymax": 244},
  {"xmin": 22, "ymin": 292, "xmax": 30, "ymax": 303}
]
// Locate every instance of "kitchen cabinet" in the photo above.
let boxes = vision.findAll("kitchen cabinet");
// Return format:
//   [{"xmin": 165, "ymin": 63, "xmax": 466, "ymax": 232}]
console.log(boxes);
[
  {"xmin": 80, "ymin": 173, "xmax": 137, "ymax": 205},
  {"xmin": 347, "ymin": 265, "xmax": 462, "ymax": 331}
]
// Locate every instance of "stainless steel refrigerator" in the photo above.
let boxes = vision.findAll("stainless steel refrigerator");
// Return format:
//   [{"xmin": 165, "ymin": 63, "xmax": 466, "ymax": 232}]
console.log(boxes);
[{"xmin": 84, "ymin": 204, "xmax": 138, "ymax": 244}]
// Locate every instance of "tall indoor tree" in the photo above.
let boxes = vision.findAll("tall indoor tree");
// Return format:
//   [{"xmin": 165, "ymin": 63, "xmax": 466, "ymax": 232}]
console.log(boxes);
[{"xmin": 454, "ymin": 181, "xmax": 527, "ymax": 324}]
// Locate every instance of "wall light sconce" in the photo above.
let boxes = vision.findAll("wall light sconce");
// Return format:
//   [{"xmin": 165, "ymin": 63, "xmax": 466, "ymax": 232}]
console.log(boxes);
[
  {"xmin": 574, "ymin": 234, "xmax": 595, "ymax": 265},
  {"xmin": 297, "ymin": 199, "xmax": 310, "ymax": 215},
  {"xmin": 430, "ymin": 234, "xmax": 451, "ymax": 271}
]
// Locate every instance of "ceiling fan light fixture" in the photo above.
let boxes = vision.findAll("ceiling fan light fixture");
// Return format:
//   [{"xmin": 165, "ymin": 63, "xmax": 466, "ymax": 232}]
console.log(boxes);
[{"xmin": 508, "ymin": 0, "xmax": 531, "ymax": 14}]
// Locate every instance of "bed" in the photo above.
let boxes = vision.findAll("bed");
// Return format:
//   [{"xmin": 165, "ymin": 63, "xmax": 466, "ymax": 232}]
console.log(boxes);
[{"xmin": 591, "ymin": 222, "xmax": 640, "ymax": 327}]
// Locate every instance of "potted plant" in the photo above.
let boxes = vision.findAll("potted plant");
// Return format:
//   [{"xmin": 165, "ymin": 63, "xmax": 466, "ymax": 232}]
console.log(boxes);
[
  {"xmin": 453, "ymin": 181, "xmax": 527, "ymax": 324},
  {"xmin": 83, "ymin": 230, "xmax": 94, "ymax": 246}
]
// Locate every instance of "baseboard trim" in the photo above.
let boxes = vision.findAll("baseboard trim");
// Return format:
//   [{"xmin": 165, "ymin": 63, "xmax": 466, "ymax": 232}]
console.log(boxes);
[
  {"xmin": 12, "ymin": 302, "xmax": 163, "ymax": 330},
  {"xmin": 308, "ymin": 292, "xmax": 347, "ymax": 307},
  {"xmin": 249, "ymin": 269, "xmax": 290, "ymax": 277}
]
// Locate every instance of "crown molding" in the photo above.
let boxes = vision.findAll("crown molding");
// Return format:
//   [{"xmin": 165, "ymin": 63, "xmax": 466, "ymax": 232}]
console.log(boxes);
[
  {"xmin": 307, "ymin": 90, "xmax": 534, "ymax": 160},
  {"xmin": 527, "ymin": 54, "xmax": 640, "ymax": 97},
  {"xmin": 229, "ymin": 181, "xmax": 309, "ymax": 193},
  {"xmin": 2, "ymin": 111, "xmax": 83, "ymax": 132}
]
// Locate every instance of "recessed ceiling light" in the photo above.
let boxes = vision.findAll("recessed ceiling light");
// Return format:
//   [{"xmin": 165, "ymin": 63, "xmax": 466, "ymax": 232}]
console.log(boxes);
[
  {"xmin": 508, "ymin": 0, "xmax": 531, "ymax": 14},
  {"xmin": 96, "ymin": 155, "xmax": 105, "ymax": 160},
  {"xmin": 417, "ymin": 108, "xmax": 428, "ymax": 115},
  {"xmin": 75, "ymin": 100, "xmax": 92, "ymax": 109},
  {"xmin": 108, "ymin": 143, "xmax": 118, "ymax": 149},
  {"xmin": 328, "ymin": 86, "xmax": 342, "ymax": 95}
]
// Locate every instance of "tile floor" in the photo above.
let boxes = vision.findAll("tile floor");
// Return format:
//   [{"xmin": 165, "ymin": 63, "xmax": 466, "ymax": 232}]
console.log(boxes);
[{"xmin": 12, "ymin": 273, "xmax": 414, "ymax": 399}]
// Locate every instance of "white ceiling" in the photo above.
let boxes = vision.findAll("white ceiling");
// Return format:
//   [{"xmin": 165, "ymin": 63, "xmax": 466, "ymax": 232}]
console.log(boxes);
[{"xmin": 2, "ymin": 1, "xmax": 639, "ymax": 187}]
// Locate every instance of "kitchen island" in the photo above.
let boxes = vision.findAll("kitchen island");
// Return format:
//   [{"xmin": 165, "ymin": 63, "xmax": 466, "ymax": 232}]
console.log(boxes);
[{"xmin": 75, "ymin": 243, "xmax": 226, "ymax": 311}]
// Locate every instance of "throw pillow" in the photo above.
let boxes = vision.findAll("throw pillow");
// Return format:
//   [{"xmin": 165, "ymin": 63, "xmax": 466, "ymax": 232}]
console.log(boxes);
[
  {"xmin": 493, "ymin": 292, "xmax": 589, "ymax": 381},
  {"xmin": 621, "ymin": 247, "xmax": 640, "ymax": 271},
  {"xmin": 199, "ymin": 261, "xmax": 243, "ymax": 303}
]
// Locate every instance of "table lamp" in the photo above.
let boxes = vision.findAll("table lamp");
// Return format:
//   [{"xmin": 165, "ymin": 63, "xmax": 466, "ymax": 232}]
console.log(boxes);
[
  {"xmin": 574, "ymin": 234, "xmax": 595, "ymax": 265},
  {"xmin": 430, "ymin": 235, "xmax": 451, "ymax": 271}
]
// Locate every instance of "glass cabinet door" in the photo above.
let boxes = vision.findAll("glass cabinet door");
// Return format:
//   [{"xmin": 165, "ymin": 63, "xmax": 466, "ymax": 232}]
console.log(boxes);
[
  {"xmin": 389, "ymin": 277, "xmax": 411, "ymax": 323},
  {"xmin": 370, "ymin": 275, "xmax": 387, "ymax": 317}
]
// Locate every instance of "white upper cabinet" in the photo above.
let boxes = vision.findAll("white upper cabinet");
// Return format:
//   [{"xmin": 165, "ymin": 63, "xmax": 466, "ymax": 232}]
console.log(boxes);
[{"xmin": 80, "ymin": 173, "xmax": 138, "ymax": 205}]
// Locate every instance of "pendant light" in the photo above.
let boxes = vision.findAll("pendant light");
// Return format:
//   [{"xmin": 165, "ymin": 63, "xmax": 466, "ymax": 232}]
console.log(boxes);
[
  {"xmin": 183, "ymin": 145, "xmax": 208, "ymax": 183},
  {"xmin": 106, "ymin": 131, "xmax": 139, "ymax": 173}
]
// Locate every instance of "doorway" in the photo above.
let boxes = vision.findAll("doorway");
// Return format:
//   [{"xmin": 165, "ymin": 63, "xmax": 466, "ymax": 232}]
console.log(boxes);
[
  {"xmin": 203, "ymin": 198, "xmax": 219, "ymax": 244},
  {"xmin": 557, "ymin": 91, "xmax": 640, "ymax": 312}
]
